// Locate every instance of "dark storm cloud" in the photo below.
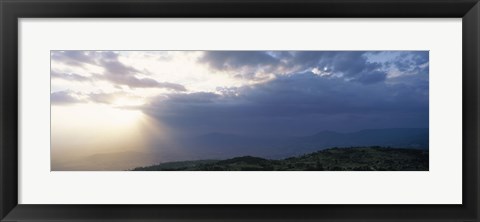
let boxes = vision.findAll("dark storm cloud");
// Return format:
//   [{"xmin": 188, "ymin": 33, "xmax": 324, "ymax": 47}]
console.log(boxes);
[
  {"xmin": 51, "ymin": 51, "xmax": 186, "ymax": 91},
  {"xmin": 355, "ymin": 71, "xmax": 387, "ymax": 84},
  {"xmin": 286, "ymin": 51, "xmax": 389, "ymax": 84},
  {"xmin": 143, "ymin": 71, "xmax": 428, "ymax": 136},
  {"xmin": 198, "ymin": 51, "xmax": 388, "ymax": 84},
  {"xmin": 164, "ymin": 92, "xmax": 221, "ymax": 104}
]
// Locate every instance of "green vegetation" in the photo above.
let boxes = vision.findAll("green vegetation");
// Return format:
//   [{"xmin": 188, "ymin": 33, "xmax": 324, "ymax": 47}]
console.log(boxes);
[{"xmin": 132, "ymin": 146, "xmax": 429, "ymax": 171}]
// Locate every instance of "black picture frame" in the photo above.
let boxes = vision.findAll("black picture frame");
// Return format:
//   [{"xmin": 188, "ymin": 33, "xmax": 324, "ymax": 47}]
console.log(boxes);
[{"xmin": 1, "ymin": 0, "xmax": 479, "ymax": 221}]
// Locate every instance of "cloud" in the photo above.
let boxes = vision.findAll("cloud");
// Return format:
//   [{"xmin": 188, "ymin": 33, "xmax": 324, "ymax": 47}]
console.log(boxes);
[
  {"xmin": 97, "ymin": 74, "xmax": 186, "ymax": 91},
  {"xmin": 157, "ymin": 82, "xmax": 187, "ymax": 91},
  {"xmin": 95, "ymin": 52, "xmax": 186, "ymax": 91},
  {"xmin": 198, "ymin": 51, "xmax": 390, "ymax": 84},
  {"xmin": 51, "ymin": 51, "xmax": 96, "ymax": 66},
  {"xmin": 87, "ymin": 92, "xmax": 118, "ymax": 104},
  {"xmin": 51, "ymin": 51, "xmax": 186, "ymax": 91},
  {"xmin": 51, "ymin": 70, "xmax": 91, "ymax": 82},
  {"xmin": 200, "ymin": 51, "xmax": 280, "ymax": 70},
  {"xmin": 355, "ymin": 70, "xmax": 387, "ymax": 84},
  {"xmin": 51, "ymin": 90, "xmax": 143, "ymax": 107},
  {"xmin": 392, "ymin": 51, "xmax": 428, "ymax": 73},
  {"xmin": 282, "ymin": 51, "xmax": 389, "ymax": 84},
  {"xmin": 198, "ymin": 51, "xmax": 284, "ymax": 81},
  {"xmin": 51, "ymin": 90, "xmax": 137, "ymax": 106},
  {"xmin": 51, "ymin": 90, "xmax": 83, "ymax": 105},
  {"xmin": 162, "ymin": 92, "xmax": 221, "ymax": 104},
  {"xmin": 51, "ymin": 51, "xmax": 428, "ymax": 132},
  {"xmin": 143, "ymin": 71, "xmax": 428, "ymax": 136}
]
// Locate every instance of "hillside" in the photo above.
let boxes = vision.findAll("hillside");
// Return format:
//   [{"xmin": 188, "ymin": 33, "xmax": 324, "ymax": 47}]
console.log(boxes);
[{"xmin": 132, "ymin": 146, "xmax": 429, "ymax": 171}]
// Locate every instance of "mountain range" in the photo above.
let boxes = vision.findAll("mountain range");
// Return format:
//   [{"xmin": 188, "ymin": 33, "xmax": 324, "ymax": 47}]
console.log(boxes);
[{"xmin": 180, "ymin": 128, "xmax": 428, "ymax": 159}]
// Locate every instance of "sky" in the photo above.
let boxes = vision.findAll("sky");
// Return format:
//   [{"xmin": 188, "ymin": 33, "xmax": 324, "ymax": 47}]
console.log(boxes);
[{"xmin": 50, "ymin": 50, "xmax": 429, "ymax": 169}]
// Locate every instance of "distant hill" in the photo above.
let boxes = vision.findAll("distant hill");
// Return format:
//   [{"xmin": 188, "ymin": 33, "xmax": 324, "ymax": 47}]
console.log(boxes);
[
  {"xmin": 132, "ymin": 146, "xmax": 429, "ymax": 171},
  {"xmin": 179, "ymin": 128, "xmax": 429, "ymax": 159},
  {"xmin": 282, "ymin": 128, "xmax": 428, "ymax": 156},
  {"xmin": 308, "ymin": 128, "xmax": 428, "ymax": 148}
]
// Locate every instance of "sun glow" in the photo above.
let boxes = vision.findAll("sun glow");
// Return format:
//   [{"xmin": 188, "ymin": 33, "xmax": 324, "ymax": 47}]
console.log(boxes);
[
  {"xmin": 51, "ymin": 104, "xmax": 145, "ymax": 155},
  {"xmin": 51, "ymin": 103, "xmax": 174, "ymax": 170},
  {"xmin": 112, "ymin": 96, "xmax": 146, "ymax": 107}
]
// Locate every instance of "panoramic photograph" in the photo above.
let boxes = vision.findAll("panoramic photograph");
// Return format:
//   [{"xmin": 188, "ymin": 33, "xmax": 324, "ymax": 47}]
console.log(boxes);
[{"xmin": 51, "ymin": 50, "xmax": 429, "ymax": 171}]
